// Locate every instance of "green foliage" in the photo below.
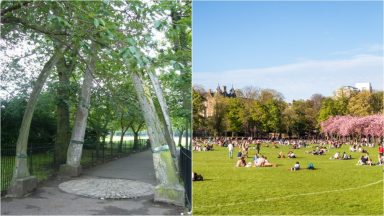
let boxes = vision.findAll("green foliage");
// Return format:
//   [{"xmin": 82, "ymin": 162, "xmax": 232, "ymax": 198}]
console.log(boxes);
[
  {"xmin": 225, "ymin": 98, "xmax": 244, "ymax": 134},
  {"xmin": 1, "ymin": 1, "xmax": 191, "ymax": 163},
  {"xmin": 1, "ymin": 92, "xmax": 56, "ymax": 148},
  {"xmin": 192, "ymin": 88, "xmax": 206, "ymax": 131},
  {"xmin": 348, "ymin": 91, "xmax": 374, "ymax": 116},
  {"xmin": 318, "ymin": 98, "xmax": 339, "ymax": 122}
]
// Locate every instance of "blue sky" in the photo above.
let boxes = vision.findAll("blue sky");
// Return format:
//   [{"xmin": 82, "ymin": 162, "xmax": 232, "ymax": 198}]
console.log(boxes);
[{"xmin": 193, "ymin": 1, "xmax": 383, "ymax": 102}]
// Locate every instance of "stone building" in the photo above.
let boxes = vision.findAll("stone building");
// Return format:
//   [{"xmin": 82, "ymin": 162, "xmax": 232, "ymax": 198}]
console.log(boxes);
[
  {"xmin": 203, "ymin": 84, "xmax": 236, "ymax": 117},
  {"xmin": 334, "ymin": 82, "xmax": 373, "ymax": 99}
]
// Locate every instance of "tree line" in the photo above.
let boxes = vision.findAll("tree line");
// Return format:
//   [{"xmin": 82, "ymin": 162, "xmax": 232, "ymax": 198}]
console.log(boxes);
[{"xmin": 193, "ymin": 86, "xmax": 383, "ymax": 138}]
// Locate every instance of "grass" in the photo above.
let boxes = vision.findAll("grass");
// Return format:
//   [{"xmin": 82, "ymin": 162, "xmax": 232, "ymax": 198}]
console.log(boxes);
[{"xmin": 193, "ymin": 144, "xmax": 383, "ymax": 215}]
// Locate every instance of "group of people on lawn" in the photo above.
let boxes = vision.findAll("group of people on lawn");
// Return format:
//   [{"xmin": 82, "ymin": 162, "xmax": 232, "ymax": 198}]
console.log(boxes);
[
  {"xmin": 226, "ymin": 137, "xmax": 384, "ymax": 169},
  {"xmin": 235, "ymin": 154, "xmax": 276, "ymax": 167}
]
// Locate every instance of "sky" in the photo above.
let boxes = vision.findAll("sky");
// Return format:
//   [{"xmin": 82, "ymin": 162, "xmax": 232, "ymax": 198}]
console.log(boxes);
[{"xmin": 193, "ymin": 1, "xmax": 384, "ymax": 102}]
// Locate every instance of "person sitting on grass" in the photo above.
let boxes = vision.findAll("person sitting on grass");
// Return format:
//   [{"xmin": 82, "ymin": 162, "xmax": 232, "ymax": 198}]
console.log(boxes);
[
  {"xmin": 263, "ymin": 156, "xmax": 277, "ymax": 167},
  {"xmin": 291, "ymin": 161, "xmax": 300, "ymax": 171},
  {"xmin": 236, "ymin": 156, "xmax": 247, "ymax": 167},
  {"xmin": 357, "ymin": 154, "xmax": 370, "ymax": 165},
  {"xmin": 237, "ymin": 151, "xmax": 242, "ymax": 159},
  {"xmin": 307, "ymin": 162, "xmax": 315, "ymax": 170},
  {"xmin": 342, "ymin": 152, "xmax": 352, "ymax": 160},
  {"xmin": 254, "ymin": 155, "xmax": 266, "ymax": 167},
  {"xmin": 330, "ymin": 151, "xmax": 340, "ymax": 160},
  {"xmin": 367, "ymin": 157, "xmax": 374, "ymax": 166},
  {"xmin": 350, "ymin": 145, "xmax": 357, "ymax": 152},
  {"xmin": 278, "ymin": 151, "xmax": 285, "ymax": 158},
  {"xmin": 192, "ymin": 172, "xmax": 204, "ymax": 181},
  {"xmin": 287, "ymin": 151, "xmax": 296, "ymax": 158},
  {"xmin": 253, "ymin": 154, "xmax": 259, "ymax": 165}
]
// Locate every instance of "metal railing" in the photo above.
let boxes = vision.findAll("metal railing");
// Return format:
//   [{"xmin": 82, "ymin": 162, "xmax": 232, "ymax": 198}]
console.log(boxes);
[
  {"xmin": 1, "ymin": 139, "xmax": 149, "ymax": 195},
  {"xmin": 179, "ymin": 146, "xmax": 192, "ymax": 210}
]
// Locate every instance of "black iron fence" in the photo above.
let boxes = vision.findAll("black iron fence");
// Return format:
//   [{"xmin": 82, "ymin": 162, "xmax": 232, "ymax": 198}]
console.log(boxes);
[
  {"xmin": 1, "ymin": 139, "xmax": 149, "ymax": 195},
  {"xmin": 179, "ymin": 146, "xmax": 192, "ymax": 210}
]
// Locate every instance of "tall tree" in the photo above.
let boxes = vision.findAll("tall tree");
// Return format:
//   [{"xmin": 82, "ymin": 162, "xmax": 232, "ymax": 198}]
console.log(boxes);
[
  {"xmin": 348, "ymin": 91, "xmax": 374, "ymax": 116},
  {"xmin": 63, "ymin": 41, "xmax": 97, "ymax": 175}
]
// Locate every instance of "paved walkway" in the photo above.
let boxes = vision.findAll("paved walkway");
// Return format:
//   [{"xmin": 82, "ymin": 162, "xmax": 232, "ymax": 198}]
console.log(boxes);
[{"xmin": 1, "ymin": 150, "xmax": 185, "ymax": 215}]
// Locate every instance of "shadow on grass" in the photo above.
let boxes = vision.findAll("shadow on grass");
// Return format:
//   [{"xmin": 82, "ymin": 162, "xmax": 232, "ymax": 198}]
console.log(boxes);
[{"xmin": 193, "ymin": 178, "xmax": 214, "ymax": 182}]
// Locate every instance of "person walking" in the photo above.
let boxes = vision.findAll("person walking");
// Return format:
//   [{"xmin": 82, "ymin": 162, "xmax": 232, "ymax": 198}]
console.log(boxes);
[
  {"xmin": 228, "ymin": 141, "xmax": 234, "ymax": 158},
  {"xmin": 256, "ymin": 142, "xmax": 261, "ymax": 154}
]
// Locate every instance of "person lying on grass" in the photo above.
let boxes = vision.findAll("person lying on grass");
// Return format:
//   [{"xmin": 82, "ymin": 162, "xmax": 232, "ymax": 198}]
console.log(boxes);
[
  {"xmin": 287, "ymin": 151, "xmax": 296, "ymax": 158},
  {"xmin": 308, "ymin": 146, "xmax": 327, "ymax": 155},
  {"xmin": 291, "ymin": 161, "xmax": 300, "ymax": 171}
]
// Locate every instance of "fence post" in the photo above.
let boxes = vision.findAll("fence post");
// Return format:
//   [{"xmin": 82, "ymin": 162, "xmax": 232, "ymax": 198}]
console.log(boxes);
[
  {"xmin": 110, "ymin": 141, "xmax": 113, "ymax": 159},
  {"xmin": 102, "ymin": 142, "xmax": 105, "ymax": 163},
  {"xmin": 91, "ymin": 150, "xmax": 94, "ymax": 165}
]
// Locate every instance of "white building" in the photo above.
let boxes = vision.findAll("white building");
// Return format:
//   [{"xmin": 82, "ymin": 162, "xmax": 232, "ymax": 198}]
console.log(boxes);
[{"xmin": 355, "ymin": 82, "xmax": 372, "ymax": 92}]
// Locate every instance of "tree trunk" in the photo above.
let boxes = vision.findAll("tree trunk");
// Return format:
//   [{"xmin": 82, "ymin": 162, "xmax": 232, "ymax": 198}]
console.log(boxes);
[
  {"xmin": 131, "ymin": 72, "xmax": 180, "ymax": 182},
  {"xmin": 148, "ymin": 71, "xmax": 177, "ymax": 160},
  {"xmin": 66, "ymin": 43, "xmax": 96, "ymax": 167},
  {"xmin": 54, "ymin": 48, "xmax": 73, "ymax": 169},
  {"xmin": 109, "ymin": 130, "xmax": 115, "ymax": 144},
  {"xmin": 119, "ymin": 129, "xmax": 127, "ymax": 153},
  {"xmin": 133, "ymin": 131, "xmax": 139, "ymax": 149},
  {"xmin": 11, "ymin": 47, "xmax": 64, "ymax": 182},
  {"xmin": 178, "ymin": 129, "xmax": 184, "ymax": 147}
]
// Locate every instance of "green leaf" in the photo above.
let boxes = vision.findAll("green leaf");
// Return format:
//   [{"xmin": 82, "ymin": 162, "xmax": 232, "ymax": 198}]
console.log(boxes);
[
  {"xmin": 99, "ymin": 19, "xmax": 106, "ymax": 26},
  {"xmin": 94, "ymin": 18, "xmax": 99, "ymax": 28},
  {"xmin": 127, "ymin": 38, "xmax": 136, "ymax": 45},
  {"xmin": 106, "ymin": 30, "xmax": 114, "ymax": 39},
  {"xmin": 143, "ymin": 57, "xmax": 150, "ymax": 64},
  {"xmin": 128, "ymin": 46, "xmax": 137, "ymax": 54},
  {"xmin": 154, "ymin": 20, "xmax": 162, "ymax": 30}
]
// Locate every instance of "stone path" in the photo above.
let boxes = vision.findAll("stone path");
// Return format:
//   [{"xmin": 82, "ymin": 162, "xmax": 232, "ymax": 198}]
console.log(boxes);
[
  {"xmin": 1, "ymin": 150, "xmax": 185, "ymax": 215},
  {"xmin": 59, "ymin": 178, "xmax": 154, "ymax": 199}
]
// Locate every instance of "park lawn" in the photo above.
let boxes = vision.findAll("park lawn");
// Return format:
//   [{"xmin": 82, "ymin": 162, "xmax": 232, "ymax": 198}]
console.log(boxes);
[{"xmin": 193, "ymin": 144, "xmax": 383, "ymax": 215}]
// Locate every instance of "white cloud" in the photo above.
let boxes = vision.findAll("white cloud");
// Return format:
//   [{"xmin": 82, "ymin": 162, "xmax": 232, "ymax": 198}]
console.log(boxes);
[
  {"xmin": 331, "ymin": 44, "xmax": 384, "ymax": 56},
  {"xmin": 193, "ymin": 54, "xmax": 384, "ymax": 101}
]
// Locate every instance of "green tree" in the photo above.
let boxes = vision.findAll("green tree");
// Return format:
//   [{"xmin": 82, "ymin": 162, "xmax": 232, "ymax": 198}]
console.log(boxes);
[
  {"xmin": 348, "ymin": 91, "xmax": 374, "ymax": 116},
  {"xmin": 225, "ymin": 97, "xmax": 244, "ymax": 136},
  {"xmin": 192, "ymin": 88, "xmax": 206, "ymax": 134}
]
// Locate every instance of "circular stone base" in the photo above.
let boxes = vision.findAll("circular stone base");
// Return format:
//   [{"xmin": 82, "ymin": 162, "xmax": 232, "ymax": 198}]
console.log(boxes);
[{"xmin": 59, "ymin": 177, "xmax": 154, "ymax": 199}]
